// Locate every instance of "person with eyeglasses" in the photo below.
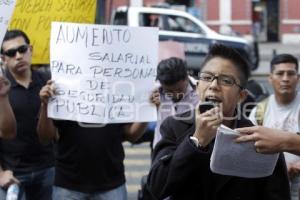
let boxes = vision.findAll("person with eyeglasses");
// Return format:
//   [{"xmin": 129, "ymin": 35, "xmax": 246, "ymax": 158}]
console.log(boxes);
[
  {"xmin": 236, "ymin": 54, "xmax": 300, "ymax": 200},
  {"xmin": 0, "ymin": 30, "xmax": 54, "ymax": 200},
  {"xmin": 145, "ymin": 44, "xmax": 290, "ymax": 200}
]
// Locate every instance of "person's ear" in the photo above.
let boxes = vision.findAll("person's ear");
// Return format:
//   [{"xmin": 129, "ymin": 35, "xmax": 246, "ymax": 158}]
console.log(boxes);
[
  {"xmin": 238, "ymin": 89, "xmax": 248, "ymax": 104},
  {"xmin": 268, "ymin": 74, "xmax": 273, "ymax": 85},
  {"xmin": 196, "ymin": 80, "xmax": 201, "ymax": 97},
  {"xmin": 29, "ymin": 45, "xmax": 33, "ymax": 53},
  {"xmin": 1, "ymin": 55, "xmax": 7, "ymax": 65}
]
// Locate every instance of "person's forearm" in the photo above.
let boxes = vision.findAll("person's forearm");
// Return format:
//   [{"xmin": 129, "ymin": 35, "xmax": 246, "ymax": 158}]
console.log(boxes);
[
  {"xmin": 281, "ymin": 133, "xmax": 300, "ymax": 155},
  {"xmin": 0, "ymin": 96, "xmax": 16, "ymax": 139},
  {"xmin": 124, "ymin": 122, "xmax": 148, "ymax": 143},
  {"xmin": 37, "ymin": 103, "xmax": 57, "ymax": 144}
]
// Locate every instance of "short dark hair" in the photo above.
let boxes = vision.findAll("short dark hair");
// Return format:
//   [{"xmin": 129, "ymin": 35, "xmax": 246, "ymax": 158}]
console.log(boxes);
[
  {"xmin": 1, "ymin": 29, "xmax": 30, "ymax": 54},
  {"xmin": 200, "ymin": 44, "xmax": 251, "ymax": 88},
  {"xmin": 270, "ymin": 54, "xmax": 299, "ymax": 72},
  {"xmin": 156, "ymin": 57, "xmax": 188, "ymax": 85}
]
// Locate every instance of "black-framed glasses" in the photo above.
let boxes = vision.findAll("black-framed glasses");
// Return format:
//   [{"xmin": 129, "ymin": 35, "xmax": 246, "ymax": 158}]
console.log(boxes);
[
  {"xmin": 3, "ymin": 45, "xmax": 29, "ymax": 58},
  {"xmin": 198, "ymin": 72, "xmax": 243, "ymax": 89}
]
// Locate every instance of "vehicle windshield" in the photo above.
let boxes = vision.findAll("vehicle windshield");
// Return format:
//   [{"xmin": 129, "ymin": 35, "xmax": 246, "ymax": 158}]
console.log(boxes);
[
  {"xmin": 139, "ymin": 13, "xmax": 204, "ymax": 34},
  {"xmin": 113, "ymin": 11, "xmax": 127, "ymax": 25}
]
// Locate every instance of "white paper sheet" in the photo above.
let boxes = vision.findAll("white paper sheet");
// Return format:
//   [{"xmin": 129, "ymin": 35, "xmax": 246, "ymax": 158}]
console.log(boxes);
[
  {"xmin": 0, "ymin": 0, "xmax": 16, "ymax": 45},
  {"xmin": 48, "ymin": 22, "xmax": 158, "ymax": 124},
  {"xmin": 210, "ymin": 125, "xmax": 279, "ymax": 178}
]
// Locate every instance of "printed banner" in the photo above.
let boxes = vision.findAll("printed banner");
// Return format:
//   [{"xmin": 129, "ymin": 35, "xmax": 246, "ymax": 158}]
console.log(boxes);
[{"xmin": 9, "ymin": 0, "xmax": 96, "ymax": 63}]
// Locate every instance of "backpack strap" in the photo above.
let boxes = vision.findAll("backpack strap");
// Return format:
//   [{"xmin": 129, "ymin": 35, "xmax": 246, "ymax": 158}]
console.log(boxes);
[{"xmin": 255, "ymin": 97, "xmax": 269, "ymax": 126}]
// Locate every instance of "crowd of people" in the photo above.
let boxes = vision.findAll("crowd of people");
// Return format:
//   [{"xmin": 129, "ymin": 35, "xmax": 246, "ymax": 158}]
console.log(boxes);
[{"xmin": 0, "ymin": 28, "xmax": 300, "ymax": 200}]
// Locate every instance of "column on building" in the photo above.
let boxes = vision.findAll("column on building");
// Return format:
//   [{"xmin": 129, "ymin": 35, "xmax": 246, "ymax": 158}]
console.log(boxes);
[
  {"xmin": 205, "ymin": 0, "xmax": 252, "ymax": 38},
  {"xmin": 281, "ymin": 0, "xmax": 300, "ymax": 43}
]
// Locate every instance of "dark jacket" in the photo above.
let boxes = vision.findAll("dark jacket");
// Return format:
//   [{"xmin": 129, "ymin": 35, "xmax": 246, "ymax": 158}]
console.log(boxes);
[{"xmin": 147, "ymin": 110, "xmax": 290, "ymax": 200}]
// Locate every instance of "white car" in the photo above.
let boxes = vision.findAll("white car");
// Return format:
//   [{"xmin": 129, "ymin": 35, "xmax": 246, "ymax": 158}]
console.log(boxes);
[{"xmin": 112, "ymin": 6, "xmax": 259, "ymax": 76}]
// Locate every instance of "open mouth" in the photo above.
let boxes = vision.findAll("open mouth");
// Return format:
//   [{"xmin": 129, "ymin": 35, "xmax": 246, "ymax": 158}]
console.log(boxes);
[{"xmin": 205, "ymin": 96, "xmax": 222, "ymax": 104}]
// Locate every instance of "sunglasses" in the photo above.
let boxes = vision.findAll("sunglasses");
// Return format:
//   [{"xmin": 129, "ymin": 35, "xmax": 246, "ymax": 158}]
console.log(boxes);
[{"xmin": 3, "ymin": 45, "xmax": 29, "ymax": 57}]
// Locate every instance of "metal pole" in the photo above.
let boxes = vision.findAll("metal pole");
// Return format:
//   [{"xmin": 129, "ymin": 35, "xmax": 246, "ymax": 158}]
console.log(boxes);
[
  {"xmin": 272, "ymin": 49, "xmax": 277, "ymax": 58},
  {"xmin": 95, "ymin": 0, "xmax": 106, "ymax": 24}
]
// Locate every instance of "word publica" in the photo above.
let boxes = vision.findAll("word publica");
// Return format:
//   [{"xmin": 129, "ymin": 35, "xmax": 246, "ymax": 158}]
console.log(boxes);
[
  {"xmin": 55, "ymin": 24, "xmax": 131, "ymax": 47},
  {"xmin": 50, "ymin": 98, "xmax": 132, "ymax": 120}
]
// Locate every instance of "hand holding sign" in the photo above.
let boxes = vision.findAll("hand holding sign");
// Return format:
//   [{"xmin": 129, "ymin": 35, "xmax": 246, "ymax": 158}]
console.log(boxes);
[{"xmin": 39, "ymin": 80, "xmax": 55, "ymax": 105}]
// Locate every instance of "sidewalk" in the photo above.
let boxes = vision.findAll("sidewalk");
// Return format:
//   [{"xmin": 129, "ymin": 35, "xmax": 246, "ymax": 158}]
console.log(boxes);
[
  {"xmin": 259, "ymin": 42, "xmax": 300, "ymax": 61},
  {"xmin": 252, "ymin": 42, "xmax": 300, "ymax": 75}
]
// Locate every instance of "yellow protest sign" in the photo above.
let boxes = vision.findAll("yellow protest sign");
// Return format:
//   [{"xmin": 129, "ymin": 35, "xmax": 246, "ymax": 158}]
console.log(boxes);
[{"xmin": 9, "ymin": 0, "xmax": 96, "ymax": 64}]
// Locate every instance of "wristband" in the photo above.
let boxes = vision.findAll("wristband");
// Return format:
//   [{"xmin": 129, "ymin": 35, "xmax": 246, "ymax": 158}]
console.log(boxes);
[
  {"xmin": 190, "ymin": 136, "xmax": 201, "ymax": 148},
  {"xmin": 190, "ymin": 136, "xmax": 210, "ymax": 151}
]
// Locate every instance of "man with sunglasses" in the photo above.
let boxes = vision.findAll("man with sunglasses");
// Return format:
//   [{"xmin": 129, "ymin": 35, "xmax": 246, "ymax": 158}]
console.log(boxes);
[
  {"xmin": 146, "ymin": 44, "xmax": 290, "ymax": 200},
  {"xmin": 0, "ymin": 30, "xmax": 54, "ymax": 200}
]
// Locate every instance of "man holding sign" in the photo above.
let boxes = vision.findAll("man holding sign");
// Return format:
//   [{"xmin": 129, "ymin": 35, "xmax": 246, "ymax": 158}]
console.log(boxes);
[
  {"xmin": 37, "ymin": 22, "xmax": 154, "ymax": 199},
  {"xmin": 0, "ymin": 30, "xmax": 54, "ymax": 200},
  {"xmin": 38, "ymin": 81, "xmax": 147, "ymax": 199}
]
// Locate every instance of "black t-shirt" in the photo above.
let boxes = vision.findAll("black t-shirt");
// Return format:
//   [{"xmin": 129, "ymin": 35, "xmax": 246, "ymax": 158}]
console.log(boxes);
[
  {"xmin": 54, "ymin": 120, "xmax": 126, "ymax": 193},
  {"xmin": 0, "ymin": 69, "xmax": 55, "ymax": 174}
]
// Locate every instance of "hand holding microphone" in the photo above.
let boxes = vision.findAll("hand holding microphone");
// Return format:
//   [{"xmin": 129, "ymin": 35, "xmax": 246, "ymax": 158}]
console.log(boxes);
[{"xmin": 193, "ymin": 102, "xmax": 223, "ymax": 147}]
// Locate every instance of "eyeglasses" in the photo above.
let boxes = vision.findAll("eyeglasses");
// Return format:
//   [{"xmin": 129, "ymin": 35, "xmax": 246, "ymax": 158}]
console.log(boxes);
[
  {"xmin": 198, "ymin": 72, "xmax": 243, "ymax": 89},
  {"xmin": 3, "ymin": 45, "xmax": 29, "ymax": 58}
]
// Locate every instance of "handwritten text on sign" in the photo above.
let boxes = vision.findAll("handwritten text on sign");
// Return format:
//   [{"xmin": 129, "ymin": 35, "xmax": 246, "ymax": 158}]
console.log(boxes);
[
  {"xmin": 0, "ymin": 0, "xmax": 16, "ymax": 45},
  {"xmin": 9, "ymin": 0, "xmax": 96, "ymax": 64},
  {"xmin": 48, "ymin": 22, "xmax": 158, "ymax": 124}
]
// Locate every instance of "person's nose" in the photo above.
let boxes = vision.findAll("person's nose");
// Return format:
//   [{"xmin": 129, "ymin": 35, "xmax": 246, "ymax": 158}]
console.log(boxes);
[
  {"xmin": 15, "ymin": 51, "xmax": 23, "ymax": 59},
  {"xmin": 282, "ymin": 72, "xmax": 289, "ymax": 81},
  {"xmin": 209, "ymin": 77, "xmax": 220, "ymax": 89}
]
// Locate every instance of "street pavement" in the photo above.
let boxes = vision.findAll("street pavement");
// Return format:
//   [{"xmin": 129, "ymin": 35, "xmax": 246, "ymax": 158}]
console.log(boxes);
[
  {"xmin": 124, "ymin": 142, "xmax": 151, "ymax": 200},
  {"xmin": 253, "ymin": 42, "xmax": 300, "ymax": 76}
]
